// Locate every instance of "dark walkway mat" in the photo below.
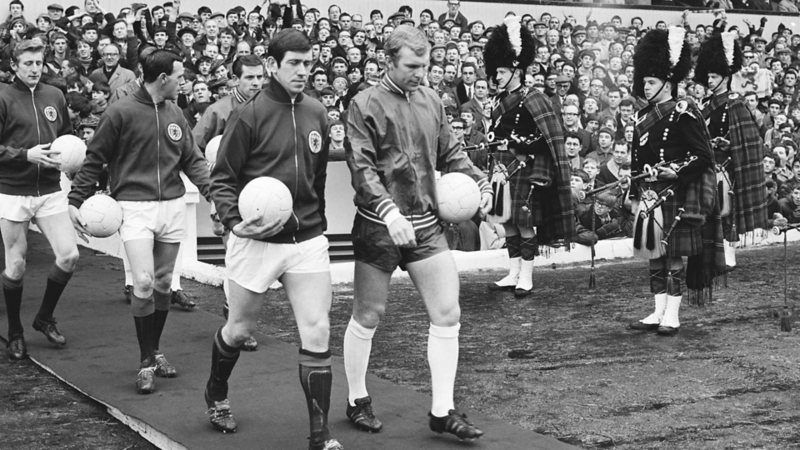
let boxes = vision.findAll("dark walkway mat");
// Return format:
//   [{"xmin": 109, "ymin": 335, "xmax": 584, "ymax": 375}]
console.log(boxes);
[{"xmin": 1, "ymin": 232, "xmax": 576, "ymax": 450}]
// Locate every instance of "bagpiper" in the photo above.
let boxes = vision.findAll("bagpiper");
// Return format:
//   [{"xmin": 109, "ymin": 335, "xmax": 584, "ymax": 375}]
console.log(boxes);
[
  {"xmin": 484, "ymin": 15, "xmax": 574, "ymax": 297},
  {"xmin": 628, "ymin": 27, "xmax": 722, "ymax": 336},
  {"xmin": 694, "ymin": 29, "xmax": 768, "ymax": 268}
]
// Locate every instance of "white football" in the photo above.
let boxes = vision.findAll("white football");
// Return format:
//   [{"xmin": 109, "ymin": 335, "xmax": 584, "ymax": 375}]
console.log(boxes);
[
  {"xmin": 80, "ymin": 194, "xmax": 122, "ymax": 238},
  {"xmin": 206, "ymin": 135, "xmax": 222, "ymax": 165},
  {"xmin": 436, "ymin": 172, "xmax": 480, "ymax": 224},
  {"xmin": 52, "ymin": 135, "xmax": 87, "ymax": 174},
  {"xmin": 238, "ymin": 177, "xmax": 293, "ymax": 227}
]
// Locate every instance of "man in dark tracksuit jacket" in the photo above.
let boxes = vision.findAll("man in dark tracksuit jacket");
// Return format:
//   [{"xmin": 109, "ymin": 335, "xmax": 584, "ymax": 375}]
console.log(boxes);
[
  {"xmin": 69, "ymin": 49, "xmax": 210, "ymax": 395},
  {"xmin": 0, "ymin": 40, "xmax": 78, "ymax": 361},
  {"xmin": 204, "ymin": 30, "xmax": 342, "ymax": 450}
]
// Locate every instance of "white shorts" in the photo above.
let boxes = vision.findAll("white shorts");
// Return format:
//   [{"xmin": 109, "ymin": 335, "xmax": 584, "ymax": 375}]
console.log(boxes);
[
  {"xmin": 226, "ymin": 234, "xmax": 330, "ymax": 294},
  {"xmin": 0, "ymin": 191, "xmax": 68, "ymax": 222},
  {"xmin": 118, "ymin": 197, "xmax": 187, "ymax": 243}
]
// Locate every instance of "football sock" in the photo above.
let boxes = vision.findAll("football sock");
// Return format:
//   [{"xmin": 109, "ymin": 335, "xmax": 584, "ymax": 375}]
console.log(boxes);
[
  {"xmin": 37, "ymin": 264, "xmax": 73, "ymax": 322},
  {"xmin": 343, "ymin": 316, "xmax": 376, "ymax": 406},
  {"xmin": 133, "ymin": 312, "xmax": 155, "ymax": 365},
  {"xmin": 207, "ymin": 327, "xmax": 241, "ymax": 402},
  {"xmin": 428, "ymin": 322, "xmax": 460, "ymax": 417},
  {"xmin": 152, "ymin": 290, "xmax": 171, "ymax": 353},
  {"xmin": 2, "ymin": 273, "xmax": 24, "ymax": 338},
  {"xmin": 299, "ymin": 348, "xmax": 333, "ymax": 445}
]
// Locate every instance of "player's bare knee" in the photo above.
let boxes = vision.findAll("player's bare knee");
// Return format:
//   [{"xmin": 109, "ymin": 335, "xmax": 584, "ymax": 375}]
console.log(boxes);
[
  {"xmin": 429, "ymin": 304, "xmax": 461, "ymax": 327},
  {"xmin": 154, "ymin": 272, "xmax": 172, "ymax": 293},
  {"xmin": 353, "ymin": 300, "xmax": 385, "ymax": 327},
  {"xmin": 226, "ymin": 320, "xmax": 255, "ymax": 345},
  {"xmin": 4, "ymin": 258, "xmax": 26, "ymax": 279},
  {"xmin": 56, "ymin": 248, "xmax": 80, "ymax": 271},
  {"xmin": 133, "ymin": 271, "xmax": 155, "ymax": 292}
]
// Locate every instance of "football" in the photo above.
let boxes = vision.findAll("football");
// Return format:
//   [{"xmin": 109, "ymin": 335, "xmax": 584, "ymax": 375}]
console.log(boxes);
[
  {"xmin": 52, "ymin": 135, "xmax": 87, "ymax": 174},
  {"xmin": 80, "ymin": 194, "xmax": 123, "ymax": 238},
  {"xmin": 436, "ymin": 172, "xmax": 481, "ymax": 224},
  {"xmin": 238, "ymin": 177, "xmax": 293, "ymax": 227},
  {"xmin": 205, "ymin": 135, "xmax": 222, "ymax": 165}
]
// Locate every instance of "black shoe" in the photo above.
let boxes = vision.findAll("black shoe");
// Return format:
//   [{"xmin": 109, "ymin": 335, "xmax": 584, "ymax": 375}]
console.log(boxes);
[
  {"xmin": 657, "ymin": 325, "xmax": 679, "ymax": 336},
  {"xmin": 154, "ymin": 353, "xmax": 177, "ymax": 378},
  {"xmin": 309, "ymin": 439, "xmax": 343, "ymax": 450},
  {"xmin": 630, "ymin": 321, "xmax": 660, "ymax": 331},
  {"xmin": 514, "ymin": 287, "xmax": 531, "ymax": 298},
  {"xmin": 136, "ymin": 365, "xmax": 156, "ymax": 394},
  {"xmin": 32, "ymin": 316, "xmax": 66, "ymax": 346},
  {"xmin": 124, "ymin": 285, "xmax": 132, "ymax": 304},
  {"xmin": 205, "ymin": 389, "xmax": 237, "ymax": 433},
  {"xmin": 429, "ymin": 409, "xmax": 484, "ymax": 440},
  {"xmin": 7, "ymin": 335, "xmax": 27, "ymax": 361},
  {"xmin": 487, "ymin": 282, "xmax": 515, "ymax": 292},
  {"xmin": 346, "ymin": 396, "xmax": 383, "ymax": 433},
  {"xmin": 171, "ymin": 290, "xmax": 196, "ymax": 309}
]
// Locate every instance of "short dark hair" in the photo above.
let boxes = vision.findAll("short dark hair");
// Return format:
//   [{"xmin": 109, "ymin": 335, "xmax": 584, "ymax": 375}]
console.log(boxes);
[
  {"xmin": 232, "ymin": 54, "xmax": 263, "ymax": 78},
  {"xmin": 66, "ymin": 91, "xmax": 94, "ymax": 118},
  {"xmin": 83, "ymin": 23, "xmax": 98, "ymax": 32},
  {"xmin": 141, "ymin": 49, "xmax": 182, "ymax": 83},
  {"xmin": 564, "ymin": 130, "xmax": 583, "ymax": 144},
  {"xmin": 268, "ymin": 29, "xmax": 311, "ymax": 66},
  {"xmin": 619, "ymin": 98, "xmax": 635, "ymax": 108},
  {"xmin": 572, "ymin": 169, "xmax": 590, "ymax": 183},
  {"xmin": 92, "ymin": 80, "xmax": 111, "ymax": 96}
]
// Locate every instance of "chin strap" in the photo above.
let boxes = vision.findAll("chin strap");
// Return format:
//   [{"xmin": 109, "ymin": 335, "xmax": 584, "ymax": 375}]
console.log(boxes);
[
  {"xmin": 496, "ymin": 68, "xmax": 518, "ymax": 93},
  {"xmin": 646, "ymin": 79, "xmax": 669, "ymax": 103}
]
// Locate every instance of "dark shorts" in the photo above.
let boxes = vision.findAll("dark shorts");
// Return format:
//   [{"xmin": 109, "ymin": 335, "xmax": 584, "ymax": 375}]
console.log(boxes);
[{"xmin": 352, "ymin": 214, "xmax": 449, "ymax": 272}]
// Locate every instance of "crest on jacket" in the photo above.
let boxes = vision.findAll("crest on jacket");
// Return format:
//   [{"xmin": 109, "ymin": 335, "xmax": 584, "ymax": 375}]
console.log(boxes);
[
  {"xmin": 167, "ymin": 123, "xmax": 182, "ymax": 141},
  {"xmin": 308, "ymin": 130, "xmax": 322, "ymax": 154},
  {"xmin": 44, "ymin": 106, "xmax": 57, "ymax": 122}
]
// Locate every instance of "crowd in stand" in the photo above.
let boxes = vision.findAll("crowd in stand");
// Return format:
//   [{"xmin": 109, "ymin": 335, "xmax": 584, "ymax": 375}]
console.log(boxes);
[{"xmin": 4, "ymin": 0, "xmax": 794, "ymax": 251}]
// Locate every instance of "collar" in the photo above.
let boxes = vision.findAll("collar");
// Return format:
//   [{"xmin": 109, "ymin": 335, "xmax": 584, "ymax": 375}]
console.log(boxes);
[
  {"xmin": 380, "ymin": 74, "xmax": 406, "ymax": 96},
  {"xmin": 232, "ymin": 87, "xmax": 245, "ymax": 103},
  {"xmin": 12, "ymin": 77, "xmax": 39, "ymax": 92},
  {"xmin": 264, "ymin": 76, "xmax": 304, "ymax": 104}
]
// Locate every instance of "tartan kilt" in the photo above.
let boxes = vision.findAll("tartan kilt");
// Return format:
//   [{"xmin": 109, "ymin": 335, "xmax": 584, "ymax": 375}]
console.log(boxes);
[
  {"xmin": 491, "ymin": 150, "xmax": 552, "ymax": 229},
  {"xmin": 639, "ymin": 180, "xmax": 704, "ymax": 257}
]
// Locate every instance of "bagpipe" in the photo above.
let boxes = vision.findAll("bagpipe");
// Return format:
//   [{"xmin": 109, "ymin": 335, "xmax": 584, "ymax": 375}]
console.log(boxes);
[
  {"xmin": 579, "ymin": 156, "xmax": 697, "ymax": 201},
  {"xmin": 631, "ymin": 155, "xmax": 698, "ymax": 260}
]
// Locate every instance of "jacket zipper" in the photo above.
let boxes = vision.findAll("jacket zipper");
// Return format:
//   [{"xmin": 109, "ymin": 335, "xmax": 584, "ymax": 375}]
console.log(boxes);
[
  {"xmin": 31, "ymin": 89, "xmax": 41, "ymax": 196},
  {"xmin": 290, "ymin": 100, "xmax": 299, "ymax": 243},
  {"xmin": 154, "ymin": 103, "xmax": 162, "ymax": 200}
]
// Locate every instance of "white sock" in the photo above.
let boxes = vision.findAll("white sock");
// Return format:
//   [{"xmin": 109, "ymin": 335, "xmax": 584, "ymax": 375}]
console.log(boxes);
[
  {"xmin": 661, "ymin": 295, "xmax": 682, "ymax": 328},
  {"xmin": 344, "ymin": 316, "xmax": 376, "ymax": 406},
  {"xmin": 641, "ymin": 293, "xmax": 668, "ymax": 324},
  {"xmin": 428, "ymin": 322, "xmax": 460, "ymax": 417},
  {"xmin": 122, "ymin": 247, "xmax": 133, "ymax": 286}
]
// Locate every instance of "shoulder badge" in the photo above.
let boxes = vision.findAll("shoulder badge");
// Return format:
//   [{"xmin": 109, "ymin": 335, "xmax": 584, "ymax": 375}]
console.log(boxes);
[
  {"xmin": 729, "ymin": 93, "xmax": 739, "ymax": 100},
  {"xmin": 167, "ymin": 123, "xmax": 182, "ymax": 141},
  {"xmin": 308, "ymin": 130, "xmax": 322, "ymax": 154},
  {"xmin": 675, "ymin": 100, "xmax": 688, "ymax": 114},
  {"xmin": 44, "ymin": 106, "xmax": 57, "ymax": 122}
]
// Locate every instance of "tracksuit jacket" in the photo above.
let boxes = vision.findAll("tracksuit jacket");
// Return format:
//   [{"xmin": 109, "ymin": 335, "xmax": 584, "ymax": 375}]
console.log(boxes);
[
  {"xmin": 0, "ymin": 78, "xmax": 72, "ymax": 196},
  {"xmin": 68, "ymin": 86, "xmax": 210, "ymax": 207},
  {"xmin": 346, "ymin": 75, "xmax": 491, "ymax": 230},
  {"xmin": 210, "ymin": 78, "xmax": 329, "ymax": 244}
]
